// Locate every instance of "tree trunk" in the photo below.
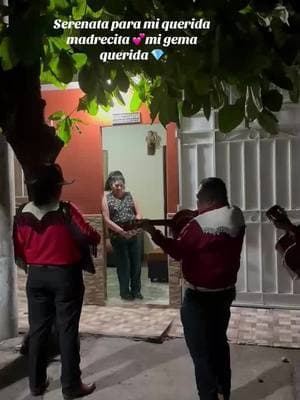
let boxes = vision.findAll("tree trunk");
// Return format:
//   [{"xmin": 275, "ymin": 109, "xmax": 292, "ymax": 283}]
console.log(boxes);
[
  {"xmin": 0, "ymin": 134, "xmax": 18, "ymax": 341},
  {"xmin": 0, "ymin": 0, "xmax": 64, "ymax": 340},
  {"xmin": 0, "ymin": 64, "xmax": 64, "ymax": 179}
]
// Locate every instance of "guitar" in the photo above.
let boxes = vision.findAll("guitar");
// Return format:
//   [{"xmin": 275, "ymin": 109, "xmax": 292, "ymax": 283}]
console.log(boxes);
[
  {"xmin": 122, "ymin": 209, "xmax": 198, "ymax": 238},
  {"xmin": 266, "ymin": 205, "xmax": 300, "ymax": 279}
]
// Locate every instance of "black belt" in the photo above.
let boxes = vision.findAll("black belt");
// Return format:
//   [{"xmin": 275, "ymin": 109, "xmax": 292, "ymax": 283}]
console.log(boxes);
[{"xmin": 28, "ymin": 263, "xmax": 79, "ymax": 268}]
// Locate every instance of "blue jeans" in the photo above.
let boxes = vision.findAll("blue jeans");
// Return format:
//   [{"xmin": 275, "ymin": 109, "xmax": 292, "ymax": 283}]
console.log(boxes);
[
  {"xmin": 181, "ymin": 287, "xmax": 236, "ymax": 400},
  {"xmin": 110, "ymin": 234, "xmax": 142, "ymax": 297}
]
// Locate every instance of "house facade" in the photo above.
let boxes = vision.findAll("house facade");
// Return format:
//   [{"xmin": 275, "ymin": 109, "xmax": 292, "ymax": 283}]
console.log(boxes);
[{"xmin": 14, "ymin": 84, "xmax": 300, "ymax": 309}]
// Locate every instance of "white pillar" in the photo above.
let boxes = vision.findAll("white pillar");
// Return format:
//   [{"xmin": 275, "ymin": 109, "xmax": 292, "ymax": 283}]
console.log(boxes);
[{"xmin": 0, "ymin": 134, "xmax": 18, "ymax": 340}]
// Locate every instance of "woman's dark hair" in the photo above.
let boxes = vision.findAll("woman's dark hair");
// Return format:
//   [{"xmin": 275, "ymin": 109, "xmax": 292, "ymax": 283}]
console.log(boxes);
[
  {"xmin": 104, "ymin": 170, "xmax": 125, "ymax": 190},
  {"xmin": 196, "ymin": 177, "xmax": 229, "ymax": 205}
]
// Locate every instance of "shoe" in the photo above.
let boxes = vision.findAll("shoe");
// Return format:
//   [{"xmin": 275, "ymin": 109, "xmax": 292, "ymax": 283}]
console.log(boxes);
[
  {"xmin": 30, "ymin": 378, "xmax": 50, "ymax": 396},
  {"xmin": 63, "ymin": 382, "xmax": 96, "ymax": 400},
  {"xmin": 133, "ymin": 293, "xmax": 143, "ymax": 300},
  {"xmin": 121, "ymin": 293, "xmax": 134, "ymax": 300}
]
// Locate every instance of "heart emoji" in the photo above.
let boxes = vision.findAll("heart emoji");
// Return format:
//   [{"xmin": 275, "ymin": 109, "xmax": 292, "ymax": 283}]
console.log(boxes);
[
  {"xmin": 139, "ymin": 33, "xmax": 145, "ymax": 39},
  {"xmin": 132, "ymin": 37, "xmax": 142, "ymax": 46}
]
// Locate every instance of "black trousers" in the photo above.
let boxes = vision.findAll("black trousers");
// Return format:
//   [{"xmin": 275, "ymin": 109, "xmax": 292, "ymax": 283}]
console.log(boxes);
[
  {"xmin": 180, "ymin": 287, "xmax": 236, "ymax": 400},
  {"xmin": 26, "ymin": 265, "xmax": 84, "ymax": 391}
]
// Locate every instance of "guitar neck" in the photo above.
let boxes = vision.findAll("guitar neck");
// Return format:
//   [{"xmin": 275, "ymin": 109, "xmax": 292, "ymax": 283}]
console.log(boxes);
[
  {"xmin": 121, "ymin": 218, "xmax": 173, "ymax": 231},
  {"xmin": 144, "ymin": 219, "xmax": 172, "ymax": 227}
]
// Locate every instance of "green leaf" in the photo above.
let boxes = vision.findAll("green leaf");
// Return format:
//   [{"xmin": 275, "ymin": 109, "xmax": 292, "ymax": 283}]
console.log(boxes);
[
  {"xmin": 159, "ymin": 96, "xmax": 179, "ymax": 127},
  {"xmin": 211, "ymin": 79, "xmax": 227, "ymax": 109},
  {"xmin": 97, "ymin": 87, "xmax": 109, "ymax": 107},
  {"xmin": 87, "ymin": 97, "xmax": 99, "ymax": 115},
  {"xmin": 49, "ymin": 111, "xmax": 65, "ymax": 121},
  {"xmin": 257, "ymin": 109, "xmax": 278, "ymax": 135},
  {"xmin": 219, "ymin": 103, "xmax": 244, "ymax": 133},
  {"xmin": 116, "ymin": 70, "xmax": 130, "ymax": 93},
  {"xmin": 40, "ymin": 67, "xmax": 66, "ymax": 89},
  {"xmin": 265, "ymin": 68, "xmax": 293, "ymax": 90},
  {"xmin": 104, "ymin": 0, "xmax": 126, "ymax": 15},
  {"xmin": 249, "ymin": 85, "xmax": 263, "ymax": 112},
  {"xmin": 182, "ymin": 99, "xmax": 202, "ymax": 117},
  {"xmin": 130, "ymin": 0, "xmax": 152, "ymax": 14},
  {"xmin": 130, "ymin": 90, "xmax": 142, "ymax": 112},
  {"xmin": 100, "ymin": 104, "xmax": 111, "ymax": 112},
  {"xmin": 72, "ymin": 0, "xmax": 87, "ymax": 19},
  {"xmin": 230, "ymin": 0, "xmax": 251, "ymax": 11},
  {"xmin": 194, "ymin": 75, "xmax": 211, "ymax": 96},
  {"xmin": 287, "ymin": 67, "xmax": 300, "ymax": 103},
  {"xmin": 0, "ymin": 37, "xmax": 19, "ymax": 71},
  {"xmin": 72, "ymin": 53, "xmax": 88, "ymax": 70},
  {"xmin": 114, "ymin": 89, "xmax": 126, "ymax": 106},
  {"xmin": 87, "ymin": 0, "xmax": 105, "ymax": 12},
  {"xmin": 211, "ymin": 27, "xmax": 220, "ymax": 71},
  {"xmin": 149, "ymin": 86, "xmax": 164, "ymax": 122},
  {"xmin": 57, "ymin": 118, "xmax": 72, "ymax": 144},
  {"xmin": 210, "ymin": 87, "xmax": 225, "ymax": 109},
  {"xmin": 262, "ymin": 89, "xmax": 283, "ymax": 112},
  {"xmin": 78, "ymin": 65, "xmax": 97, "ymax": 96},
  {"xmin": 203, "ymin": 96, "xmax": 211, "ymax": 120},
  {"xmin": 56, "ymin": 51, "xmax": 75, "ymax": 83},
  {"xmin": 78, "ymin": 96, "xmax": 99, "ymax": 116},
  {"xmin": 245, "ymin": 86, "xmax": 261, "ymax": 121},
  {"xmin": 48, "ymin": 0, "xmax": 70, "ymax": 12},
  {"xmin": 48, "ymin": 37, "xmax": 71, "ymax": 51},
  {"xmin": 239, "ymin": 4, "xmax": 252, "ymax": 14}
]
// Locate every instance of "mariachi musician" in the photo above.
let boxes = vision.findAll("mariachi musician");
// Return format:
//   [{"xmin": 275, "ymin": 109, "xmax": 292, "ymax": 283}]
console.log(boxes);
[
  {"xmin": 266, "ymin": 205, "xmax": 300, "ymax": 278},
  {"xmin": 140, "ymin": 177, "xmax": 245, "ymax": 400}
]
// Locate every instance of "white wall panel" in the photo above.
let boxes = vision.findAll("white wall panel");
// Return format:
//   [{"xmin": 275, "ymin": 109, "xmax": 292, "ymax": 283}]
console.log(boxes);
[
  {"xmin": 275, "ymin": 140, "xmax": 290, "ymax": 209},
  {"xmin": 215, "ymin": 142, "xmax": 229, "ymax": 187},
  {"xmin": 244, "ymin": 141, "xmax": 259, "ymax": 210},
  {"xmin": 260, "ymin": 140, "xmax": 275, "ymax": 210},
  {"xmin": 290, "ymin": 139, "xmax": 300, "ymax": 209},
  {"xmin": 197, "ymin": 144, "xmax": 214, "ymax": 185},
  {"xmin": 261, "ymin": 223, "xmax": 277, "ymax": 293},
  {"xmin": 228, "ymin": 142, "xmax": 244, "ymax": 208},
  {"xmin": 181, "ymin": 145, "xmax": 198, "ymax": 210},
  {"xmin": 179, "ymin": 104, "xmax": 300, "ymax": 308},
  {"xmin": 245, "ymin": 224, "xmax": 261, "ymax": 292}
]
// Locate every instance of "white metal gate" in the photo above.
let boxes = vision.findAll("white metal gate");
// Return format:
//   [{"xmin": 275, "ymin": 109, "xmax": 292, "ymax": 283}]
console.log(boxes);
[{"xmin": 179, "ymin": 103, "xmax": 300, "ymax": 308}]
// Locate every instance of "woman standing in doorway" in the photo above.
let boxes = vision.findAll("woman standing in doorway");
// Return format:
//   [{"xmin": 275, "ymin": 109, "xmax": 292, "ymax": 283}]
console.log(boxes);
[{"xmin": 102, "ymin": 171, "xmax": 143, "ymax": 300}]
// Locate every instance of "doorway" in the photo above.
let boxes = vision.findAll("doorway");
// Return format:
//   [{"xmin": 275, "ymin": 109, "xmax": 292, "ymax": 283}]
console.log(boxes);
[{"xmin": 102, "ymin": 123, "xmax": 169, "ymax": 305}]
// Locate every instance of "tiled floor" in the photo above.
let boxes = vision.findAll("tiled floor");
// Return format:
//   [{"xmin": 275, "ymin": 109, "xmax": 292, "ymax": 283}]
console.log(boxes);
[
  {"xmin": 106, "ymin": 266, "xmax": 169, "ymax": 306},
  {"xmin": 17, "ymin": 271, "xmax": 300, "ymax": 347},
  {"xmin": 168, "ymin": 307, "xmax": 300, "ymax": 348}
]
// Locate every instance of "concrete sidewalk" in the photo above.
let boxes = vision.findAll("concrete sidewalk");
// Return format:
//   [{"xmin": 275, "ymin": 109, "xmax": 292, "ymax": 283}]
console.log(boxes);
[{"xmin": 1, "ymin": 335, "xmax": 300, "ymax": 400}]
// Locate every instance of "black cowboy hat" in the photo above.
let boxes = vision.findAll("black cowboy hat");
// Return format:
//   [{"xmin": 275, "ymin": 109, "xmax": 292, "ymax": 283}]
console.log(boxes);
[{"xmin": 25, "ymin": 163, "xmax": 74, "ymax": 186}]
